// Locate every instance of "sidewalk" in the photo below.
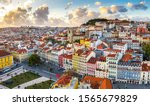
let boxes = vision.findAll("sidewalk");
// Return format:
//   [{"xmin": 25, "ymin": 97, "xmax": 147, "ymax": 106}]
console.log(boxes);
[
  {"xmin": 0, "ymin": 84, "xmax": 10, "ymax": 89},
  {"xmin": 13, "ymin": 77, "xmax": 50, "ymax": 89}
]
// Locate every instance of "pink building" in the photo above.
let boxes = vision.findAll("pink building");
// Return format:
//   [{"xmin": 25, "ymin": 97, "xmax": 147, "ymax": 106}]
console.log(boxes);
[
  {"xmin": 59, "ymin": 54, "xmax": 73, "ymax": 69},
  {"xmin": 137, "ymin": 27, "xmax": 146, "ymax": 33},
  {"xmin": 58, "ymin": 54, "xmax": 64, "ymax": 67},
  {"xmin": 87, "ymin": 57, "xmax": 98, "ymax": 76}
]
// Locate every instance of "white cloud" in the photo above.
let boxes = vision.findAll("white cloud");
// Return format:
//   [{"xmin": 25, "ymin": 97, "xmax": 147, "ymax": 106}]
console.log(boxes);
[
  {"xmin": 49, "ymin": 17, "xmax": 69, "ymax": 27},
  {"xmin": 127, "ymin": 2, "xmax": 133, "ymax": 8},
  {"xmin": 99, "ymin": 5, "xmax": 127, "ymax": 14},
  {"xmin": 68, "ymin": 7, "xmax": 100, "ymax": 26},
  {"xmin": 95, "ymin": 1, "xmax": 101, "ymax": 6},
  {"xmin": 33, "ymin": 4, "xmax": 49, "ymax": 25},
  {"xmin": 127, "ymin": 2, "xmax": 148, "ymax": 10},
  {"xmin": 24, "ymin": 0, "xmax": 33, "ymax": 11},
  {"xmin": 3, "ymin": 7, "xmax": 31, "ymax": 26},
  {"xmin": 0, "ymin": 0, "xmax": 12, "ymax": 4}
]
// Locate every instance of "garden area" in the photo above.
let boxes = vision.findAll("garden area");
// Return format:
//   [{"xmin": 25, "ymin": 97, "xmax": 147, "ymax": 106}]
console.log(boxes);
[
  {"xmin": 25, "ymin": 80, "xmax": 54, "ymax": 89},
  {"xmin": 1, "ymin": 71, "xmax": 40, "ymax": 88}
]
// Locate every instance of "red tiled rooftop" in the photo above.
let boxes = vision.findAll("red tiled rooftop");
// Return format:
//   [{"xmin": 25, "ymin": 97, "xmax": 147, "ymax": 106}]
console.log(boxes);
[
  {"xmin": 55, "ymin": 74, "xmax": 72, "ymax": 85},
  {"xmin": 66, "ymin": 47, "xmax": 72, "ymax": 50},
  {"xmin": 97, "ymin": 43, "xmax": 107, "ymax": 50},
  {"xmin": 17, "ymin": 49, "xmax": 27, "ymax": 54},
  {"xmin": 99, "ymin": 56, "xmax": 106, "ymax": 62},
  {"xmin": 81, "ymin": 76, "xmax": 112, "ymax": 89},
  {"xmin": 39, "ymin": 43, "xmax": 46, "ymax": 48},
  {"xmin": 121, "ymin": 54, "xmax": 132, "ymax": 62},
  {"xmin": 107, "ymin": 54, "xmax": 116, "ymax": 58},
  {"xmin": 81, "ymin": 51, "xmax": 92, "ymax": 57},
  {"xmin": 142, "ymin": 63, "xmax": 150, "ymax": 72},
  {"xmin": 63, "ymin": 54, "xmax": 72, "ymax": 60},
  {"xmin": 0, "ymin": 50, "xmax": 11, "ymax": 57},
  {"xmin": 104, "ymin": 48, "xmax": 121, "ymax": 53},
  {"xmin": 73, "ymin": 33, "xmax": 85, "ymax": 36},
  {"xmin": 113, "ymin": 42, "xmax": 126, "ymax": 46},
  {"xmin": 100, "ymin": 78, "xmax": 113, "ymax": 89},
  {"xmin": 132, "ymin": 40, "xmax": 139, "ymax": 43},
  {"xmin": 87, "ymin": 57, "xmax": 98, "ymax": 64},
  {"xmin": 76, "ymin": 49, "xmax": 84, "ymax": 55},
  {"xmin": 126, "ymin": 49, "xmax": 134, "ymax": 53}
]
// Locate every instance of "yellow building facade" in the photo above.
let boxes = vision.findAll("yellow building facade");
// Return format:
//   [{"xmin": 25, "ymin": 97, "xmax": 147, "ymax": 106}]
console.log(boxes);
[
  {"xmin": 72, "ymin": 53, "xmax": 80, "ymax": 71},
  {"xmin": 0, "ymin": 50, "xmax": 13, "ymax": 70},
  {"xmin": 80, "ymin": 39, "xmax": 91, "ymax": 47}
]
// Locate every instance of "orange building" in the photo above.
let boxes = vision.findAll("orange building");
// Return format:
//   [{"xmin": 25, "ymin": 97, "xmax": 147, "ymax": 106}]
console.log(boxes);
[{"xmin": 80, "ymin": 76, "xmax": 113, "ymax": 89}]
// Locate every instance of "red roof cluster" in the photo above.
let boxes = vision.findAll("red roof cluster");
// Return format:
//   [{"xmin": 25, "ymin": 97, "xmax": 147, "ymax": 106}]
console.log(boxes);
[
  {"xmin": 99, "ymin": 56, "xmax": 106, "ymax": 62},
  {"xmin": 0, "ymin": 50, "xmax": 11, "ymax": 57},
  {"xmin": 87, "ymin": 57, "xmax": 98, "ymax": 64},
  {"xmin": 63, "ymin": 54, "xmax": 72, "ymax": 60},
  {"xmin": 81, "ymin": 76, "xmax": 112, "ymax": 89},
  {"xmin": 107, "ymin": 54, "xmax": 116, "ymax": 58},
  {"xmin": 121, "ymin": 54, "xmax": 132, "ymax": 62},
  {"xmin": 55, "ymin": 74, "xmax": 72, "ymax": 86},
  {"xmin": 126, "ymin": 49, "xmax": 134, "ymax": 53},
  {"xmin": 76, "ymin": 49, "xmax": 84, "ymax": 55},
  {"xmin": 17, "ymin": 49, "xmax": 27, "ymax": 54},
  {"xmin": 142, "ymin": 63, "xmax": 150, "ymax": 72}
]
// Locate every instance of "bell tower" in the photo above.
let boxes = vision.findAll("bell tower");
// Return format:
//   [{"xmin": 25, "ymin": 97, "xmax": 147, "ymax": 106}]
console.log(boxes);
[{"xmin": 67, "ymin": 29, "xmax": 73, "ymax": 43}]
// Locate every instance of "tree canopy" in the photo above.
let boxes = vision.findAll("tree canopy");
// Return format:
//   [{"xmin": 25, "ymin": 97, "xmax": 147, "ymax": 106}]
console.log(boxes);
[
  {"xmin": 84, "ymin": 18, "xmax": 108, "ymax": 25},
  {"xmin": 142, "ymin": 43, "xmax": 150, "ymax": 61},
  {"xmin": 28, "ymin": 54, "xmax": 41, "ymax": 66}
]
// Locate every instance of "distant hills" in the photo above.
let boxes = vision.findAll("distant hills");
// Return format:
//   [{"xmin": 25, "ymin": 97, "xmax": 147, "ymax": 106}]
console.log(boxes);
[{"xmin": 82, "ymin": 18, "xmax": 135, "ymax": 26}]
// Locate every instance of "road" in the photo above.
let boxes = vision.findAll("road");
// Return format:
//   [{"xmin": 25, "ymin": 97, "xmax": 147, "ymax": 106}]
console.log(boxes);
[
  {"xmin": 0, "ymin": 66, "xmax": 27, "ymax": 82},
  {"xmin": 21, "ymin": 63, "xmax": 59, "ymax": 81},
  {"xmin": 0, "ymin": 84, "xmax": 10, "ymax": 89},
  {"xmin": 113, "ymin": 82, "xmax": 150, "ymax": 89}
]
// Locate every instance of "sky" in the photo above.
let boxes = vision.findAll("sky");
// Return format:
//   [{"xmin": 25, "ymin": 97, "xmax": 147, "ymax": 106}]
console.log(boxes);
[{"xmin": 0, "ymin": 0, "xmax": 150, "ymax": 27}]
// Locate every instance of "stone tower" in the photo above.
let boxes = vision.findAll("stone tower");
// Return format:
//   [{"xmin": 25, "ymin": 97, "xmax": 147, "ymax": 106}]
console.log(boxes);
[{"xmin": 67, "ymin": 29, "xmax": 73, "ymax": 43}]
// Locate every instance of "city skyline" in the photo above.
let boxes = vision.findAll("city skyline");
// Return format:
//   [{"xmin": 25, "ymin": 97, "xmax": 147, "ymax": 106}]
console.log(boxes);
[{"xmin": 0, "ymin": 0, "xmax": 150, "ymax": 27}]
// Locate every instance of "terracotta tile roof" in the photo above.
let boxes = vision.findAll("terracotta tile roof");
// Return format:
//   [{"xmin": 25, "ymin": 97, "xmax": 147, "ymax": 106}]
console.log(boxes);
[
  {"xmin": 63, "ymin": 54, "xmax": 72, "ymax": 60},
  {"xmin": 39, "ymin": 43, "xmax": 46, "ymax": 48},
  {"xmin": 97, "ymin": 43, "xmax": 107, "ymax": 50},
  {"xmin": 142, "ymin": 63, "xmax": 150, "ymax": 72},
  {"xmin": 104, "ymin": 48, "xmax": 121, "ymax": 53},
  {"xmin": 66, "ymin": 47, "xmax": 72, "ymax": 50},
  {"xmin": 55, "ymin": 74, "xmax": 72, "ymax": 86},
  {"xmin": 0, "ymin": 50, "xmax": 11, "ymax": 57},
  {"xmin": 107, "ymin": 54, "xmax": 117, "ymax": 58},
  {"xmin": 76, "ymin": 49, "xmax": 84, "ymax": 55},
  {"xmin": 113, "ymin": 42, "xmax": 126, "ymax": 46},
  {"xmin": 99, "ymin": 56, "xmax": 106, "ymax": 62},
  {"xmin": 9, "ymin": 48, "xmax": 17, "ymax": 51},
  {"xmin": 17, "ymin": 49, "xmax": 27, "ymax": 54},
  {"xmin": 100, "ymin": 78, "xmax": 113, "ymax": 89},
  {"xmin": 43, "ymin": 48, "xmax": 50, "ymax": 52},
  {"xmin": 121, "ymin": 54, "xmax": 132, "ymax": 62},
  {"xmin": 81, "ymin": 76, "xmax": 112, "ymax": 89},
  {"xmin": 81, "ymin": 51, "xmax": 92, "ymax": 57},
  {"xmin": 73, "ymin": 33, "xmax": 85, "ymax": 36},
  {"xmin": 132, "ymin": 40, "xmax": 139, "ymax": 43},
  {"xmin": 126, "ymin": 49, "xmax": 134, "ymax": 53},
  {"xmin": 87, "ymin": 57, "xmax": 98, "ymax": 64}
]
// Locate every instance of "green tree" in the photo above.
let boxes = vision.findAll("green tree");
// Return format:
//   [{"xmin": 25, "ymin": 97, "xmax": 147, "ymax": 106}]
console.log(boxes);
[
  {"xmin": 84, "ymin": 18, "xmax": 108, "ymax": 25},
  {"xmin": 28, "ymin": 54, "xmax": 41, "ymax": 66},
  {"xmin": 142, "ymin": 43, "xmax": 150, "ymax": 61},
  {"xmin": 46, "ymin": 38, "xmax": 55, "ymax": 44},
  {"xmin": 74, "ymin": 39, "xmax": 80, "ymax": 43}
]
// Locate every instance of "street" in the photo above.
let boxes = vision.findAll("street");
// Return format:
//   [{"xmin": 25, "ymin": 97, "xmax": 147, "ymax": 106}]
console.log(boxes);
[{"xmin": 21, "ymin": 61, "xmax": 65, "ymax": 81}]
